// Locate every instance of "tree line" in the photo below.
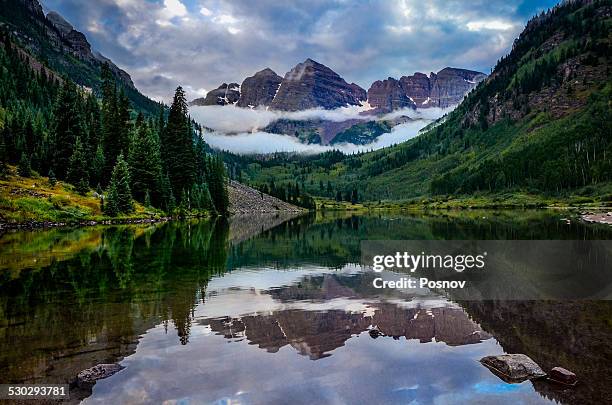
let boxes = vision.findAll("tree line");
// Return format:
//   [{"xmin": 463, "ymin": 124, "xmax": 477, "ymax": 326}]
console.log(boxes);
[{"xmin": 0, "ymin": 31, "xmax": 229, "ymax": 217}]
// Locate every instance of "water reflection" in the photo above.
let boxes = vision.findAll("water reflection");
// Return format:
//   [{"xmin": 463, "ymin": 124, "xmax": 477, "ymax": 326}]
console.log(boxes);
[{"xmin": 0, "ymin": 210, "xmax": 611, "ymax": 404}]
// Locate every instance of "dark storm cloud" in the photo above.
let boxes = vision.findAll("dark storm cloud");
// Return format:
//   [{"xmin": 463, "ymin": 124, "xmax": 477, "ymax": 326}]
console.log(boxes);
[{"xmin": 40, "ymin": 0, "xmax": 559, "ymax": 102}]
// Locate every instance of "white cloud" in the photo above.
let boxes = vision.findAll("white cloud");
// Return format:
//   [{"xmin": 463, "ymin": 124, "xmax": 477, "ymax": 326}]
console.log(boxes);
[
  {"xmin": 466, "ymin": 20, "xmax": 514, "ymax": 31},
  {"xmin": 156, "ymin": 0, "xmax": 187, "ymax": 26},
  {"xmin": 200, "ymin": 7, "xmax": 213, "ymax": 17},
  {"xmin": 193, "ymin": 104, "xmax": 452, "ymax": 154},
  {"xmin": 190, "ymin": 103, "xmax": 377, "ymax": 134}
]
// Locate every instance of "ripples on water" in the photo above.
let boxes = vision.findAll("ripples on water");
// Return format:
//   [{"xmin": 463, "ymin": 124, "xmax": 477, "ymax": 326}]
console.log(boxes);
[{"xmin": 0, "ymin": 211, "xmax": 611, "ymax": 404}]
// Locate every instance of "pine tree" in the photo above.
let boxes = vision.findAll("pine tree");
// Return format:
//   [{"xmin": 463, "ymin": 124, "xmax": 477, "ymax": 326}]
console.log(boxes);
[
  {"xmin": 160, "ymin": 171, "xmax": 174, "ymax": 213},
  {"xmin": 128, "ymin": 121, "xmax": 162, "ymax": 204},
  {"xmin": 51, "ymin": 81, "xmax": 84, "ymax": 178},
  {"xmin": 144, "ymin": 190, "xmax": 151, "ymax": 208},
  {"xmin": 104, "ymin": 183, "xmax": 119, "ymax": 217},
  {"xmin": 106, "ymin": 153, "xmax": 133, "ymax": 214},
  {"xmin": 0, "ymin": 129, "xmax": 7, "ymax": 176},
  {"xmin": 48, "ymin": 169, "xmax": 57, "ymax": 187},
  {"xmin": 101, "ymin": 64, "xmax": 118, "ymax": 183},
  {"xmin": 91, "ymin": 144, "xmax": 105, "ymax": 187},
  {"xmin": 351, "ymin": 188, "xmax": 358, "ymax": 205},
  {"xmin": 206, "ymin": 155, "xmax": 229, "ymax": 216},
  {"xmin": 162, "ymin": 86, "xmax": 195, "ymax": 202},
  {"xmin": 18, "ymin": 152, "xmax": 31, "ymax": 177},
  {"xmin": 67, "ymin": 136, "xmax": 89, "ymax": 188}
]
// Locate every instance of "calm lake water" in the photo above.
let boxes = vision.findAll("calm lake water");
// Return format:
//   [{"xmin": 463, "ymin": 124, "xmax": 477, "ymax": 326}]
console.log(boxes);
[{"xmin": 1, "ymin": 210, "xmax": 611, "ymax": 404}]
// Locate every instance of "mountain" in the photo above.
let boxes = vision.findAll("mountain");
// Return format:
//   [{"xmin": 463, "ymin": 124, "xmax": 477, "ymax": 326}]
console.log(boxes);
[
  {"xmin": 237, "ymin": 0, "xmax": 611, "ymax": 201},
  {"xmin": 426, "ymin": 68, "xmax": 487, "ymax": 108},
  {"xmin": 269, "ymin": 59, "xmax": 367, "ymax": 111},
  {"xmin": 367, "ymin": 77, "xmax": 417, "ymax": 112},
  {"xmin": 367, "ymin": 67, "xmax": 486, "ymax": 112},
  {"xmin": 0, "ymin": 0, "xmax": 159, "ymax": 114},
  {"xmin": 236, "ymin": 68, "xmax": 283, "ymax": 108},
  {"xmin": 189, "ymin": 83, "xmax": 240, "ymax": 106}
]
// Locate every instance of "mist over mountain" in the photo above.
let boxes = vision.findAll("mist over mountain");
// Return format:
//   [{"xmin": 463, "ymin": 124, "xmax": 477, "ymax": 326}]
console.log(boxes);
[{"xmin": 189, "ymin": 59, "xmax": 483, "ymax": 148}]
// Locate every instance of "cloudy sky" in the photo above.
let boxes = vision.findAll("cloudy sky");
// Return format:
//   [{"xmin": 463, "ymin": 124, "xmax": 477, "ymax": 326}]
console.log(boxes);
[{"xmin": 40, "ymin": 0, "xmax": 559, "ymax": 102}]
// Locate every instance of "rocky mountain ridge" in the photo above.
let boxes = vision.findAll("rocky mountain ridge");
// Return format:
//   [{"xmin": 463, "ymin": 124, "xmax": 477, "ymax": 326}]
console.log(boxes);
[
  {"xmin": 190, "ymin": 60, "xmax": 485, "ymax": 114},
  {"xmin": 368, "ymin": 68, "xmax": 487, "ymax": 112}
]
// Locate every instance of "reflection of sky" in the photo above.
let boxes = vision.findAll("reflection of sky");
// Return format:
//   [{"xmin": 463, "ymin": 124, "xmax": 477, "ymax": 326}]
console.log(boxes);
[{"xmin": 84, "ymin": 266, "xmax": 553, "ymax": 405}]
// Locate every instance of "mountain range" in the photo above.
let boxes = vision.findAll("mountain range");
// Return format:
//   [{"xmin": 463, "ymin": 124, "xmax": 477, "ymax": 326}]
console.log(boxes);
[{"xmin": 190, "ymin": 60, "xmax": 486, "ymax": 114}]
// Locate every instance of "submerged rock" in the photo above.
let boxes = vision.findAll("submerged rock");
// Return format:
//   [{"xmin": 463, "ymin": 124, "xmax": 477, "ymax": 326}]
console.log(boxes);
[
  {"xmin": 549, "ymin": 366, "xmax": 578, "ymax": 385},
  {"xmin": 480, "ymin": 354, "xmax": 546, "ymax": 383},
  {"xmin": 76, "ymin": 363, "xmax": 124, "ymax": 388}
]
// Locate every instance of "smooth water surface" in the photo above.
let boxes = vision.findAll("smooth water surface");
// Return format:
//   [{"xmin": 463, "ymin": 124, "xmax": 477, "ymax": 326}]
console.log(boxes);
[{"xmin": 1, "ymin": 210, "xmax": 611, "ymax": 404}]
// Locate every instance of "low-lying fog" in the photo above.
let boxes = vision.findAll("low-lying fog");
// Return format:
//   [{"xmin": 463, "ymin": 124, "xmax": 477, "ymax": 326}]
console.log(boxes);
[{"xmin": 190, "ymin": 104, "xmax": 453, "ymax": 155}]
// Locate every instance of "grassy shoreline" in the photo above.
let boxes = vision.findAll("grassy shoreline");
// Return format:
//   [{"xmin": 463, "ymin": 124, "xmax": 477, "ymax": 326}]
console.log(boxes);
[
  {"xmin": 3, "ymin": 168, "xmax": 611, "ymax": 230},
  {"xmin": 315, "ymin": 191, "xmax": 612, "ymax": 212},
  {"xmin": 0, "ymin": 168, "xmax": 205, "ymax": 230}
]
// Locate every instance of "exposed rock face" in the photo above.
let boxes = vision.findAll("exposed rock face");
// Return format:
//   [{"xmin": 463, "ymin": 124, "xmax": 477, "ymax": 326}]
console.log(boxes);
[
  {"xmin": 429, "ymin": 67, "xmax": 487, "ymax": 108},
  {"xmin": 42, "ymin": 7, "xmax": 136, "ymax": 89},
  {"xmin": 367, "ymin": 77, "xmax": 416, "ymax": 112},
  {"xmin": 46, "ymin": 11, "xmax": 72, "ymax": 35},
  {"xmin": 399, "ymin": 72, "xmax": 431, "ymax": 105},
  {"xmin": 17, "ymin": 0, "xmax": 43, "ymax": 16},
  {"xmin": 348, "ymin": 82, "xmax": 367, "ymax": 102},
  {"xmin": 190, "ymin": 83, "xmax": 240, "ymax": 106},
  {"xmin": 270, "ymin": 59, "xmax": 366, "ymax": 111},
  {"xmin": 367, "ymin": 67, "xmax": 486, "ymax": 111},
  {"xmin": 480, "ymin": 354, "xmax": 547, "ymax": 382},
  {"xmin": 236, "ymin": 68, "xmax": 282, "ymax": 108}
]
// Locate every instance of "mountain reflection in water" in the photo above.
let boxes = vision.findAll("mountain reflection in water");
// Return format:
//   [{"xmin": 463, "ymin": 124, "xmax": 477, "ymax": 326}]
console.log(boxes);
[{"xmin": 0, "ymin": 211, "xmax": 611, "ymax": 404}]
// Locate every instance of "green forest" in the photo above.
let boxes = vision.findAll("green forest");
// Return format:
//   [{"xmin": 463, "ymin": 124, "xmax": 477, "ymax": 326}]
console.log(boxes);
[{"xmin": 0, "ymin": 30, "xmax": 229, "ymax": 218}]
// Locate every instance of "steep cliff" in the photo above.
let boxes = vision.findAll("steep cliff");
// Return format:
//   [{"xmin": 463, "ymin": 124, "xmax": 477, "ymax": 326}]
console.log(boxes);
[
  {"xmin": 236, "ymin": 68, "xmax": 283, "ymax": 108},
  {"xmin": 190, "ymin": 83, "xmax": 240, "ymax": 106},
  {"xmin": 269, "ymin": 59, "xmax": 366, "ymax": 111}
]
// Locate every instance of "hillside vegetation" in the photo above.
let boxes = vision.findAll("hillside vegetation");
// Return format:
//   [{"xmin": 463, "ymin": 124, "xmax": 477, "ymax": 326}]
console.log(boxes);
[{"xmin": 230, "ymin": 0, "xmax": 611, "ymax": 205}]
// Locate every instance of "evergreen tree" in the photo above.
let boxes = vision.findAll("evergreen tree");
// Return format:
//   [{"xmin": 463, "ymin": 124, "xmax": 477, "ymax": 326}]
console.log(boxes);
[
  {"xmin": 128, "ymin": 120, "xmax": 162, "ymax": 204},
  {"xmin": 104, "ymin": 183, "xmax": 119, "ymax": 217},
  {"xmin": 51, "ymin": 81, "xmax": 84, "ymax": 178},
  {"xmin": 48, "ymin": 168, "xmax": 57, "ymax": 187},
  {"xmin": 162, "ymin": 86, "xmax": 195, "ymax": 202},
  {"xmin": 67, "ymin": 136, "xmax": 89, "ymax": 188},
  {"xmin": 18, "ymin": 152, "xmax": 31, "ymax": 177},
  {"xmin": 0, "ymin": 129, "xmax": 7, "ymax": 176},
  {"xmin": 351, "ymin": 188, "xmax": 358, "ymax": 205},
  {"xmin": 91, "ymin": 144, "xmax": 105, "ymax": 187},
  {"xmin": 144, "ymin": 190, "xmax": 151, "ymax": 208},
  {"xmin": 160, "ymin": 171, "xmax": 175, "ymax": 213},
  {"xmin": 106, "ymin": 153, "xmax": 133, "ymax": 215},
  {"xmin": 206, "ymin": 155, "xmax": 229, "ymax": 216}
]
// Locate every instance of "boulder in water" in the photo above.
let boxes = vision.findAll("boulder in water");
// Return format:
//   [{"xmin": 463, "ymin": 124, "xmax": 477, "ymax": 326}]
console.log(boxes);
[
  {"xmin": 549, "ymin": 366, "xmax": 578, "ymax": 386},
  {"xmin": 480, "ymin": 354, "xmax": 546, "ymax": 383}
]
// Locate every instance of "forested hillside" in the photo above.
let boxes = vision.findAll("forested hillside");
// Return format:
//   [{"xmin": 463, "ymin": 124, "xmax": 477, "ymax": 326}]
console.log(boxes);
[
  {"xmin": 0, "ymin": 0, "xmax": 159, "ymax": 115},
  {"xmin": 234, "ymin": 0, "xmax": 611, "ymax": 203},
  {"xmin": 0, "ymin": 29, "xmax": 229, "ymax": 221}
]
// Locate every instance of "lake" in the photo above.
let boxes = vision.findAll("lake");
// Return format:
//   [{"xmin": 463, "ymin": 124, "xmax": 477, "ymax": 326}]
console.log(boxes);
[{"xmin": 1, "ymin": 210, "xmax": 611, "ymax": 404}]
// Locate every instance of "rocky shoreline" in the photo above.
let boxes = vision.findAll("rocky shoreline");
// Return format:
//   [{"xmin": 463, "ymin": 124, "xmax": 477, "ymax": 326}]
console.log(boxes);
[{"xmin": 0, "ymin": 217, "xmax": 173, "ymax": 232}]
